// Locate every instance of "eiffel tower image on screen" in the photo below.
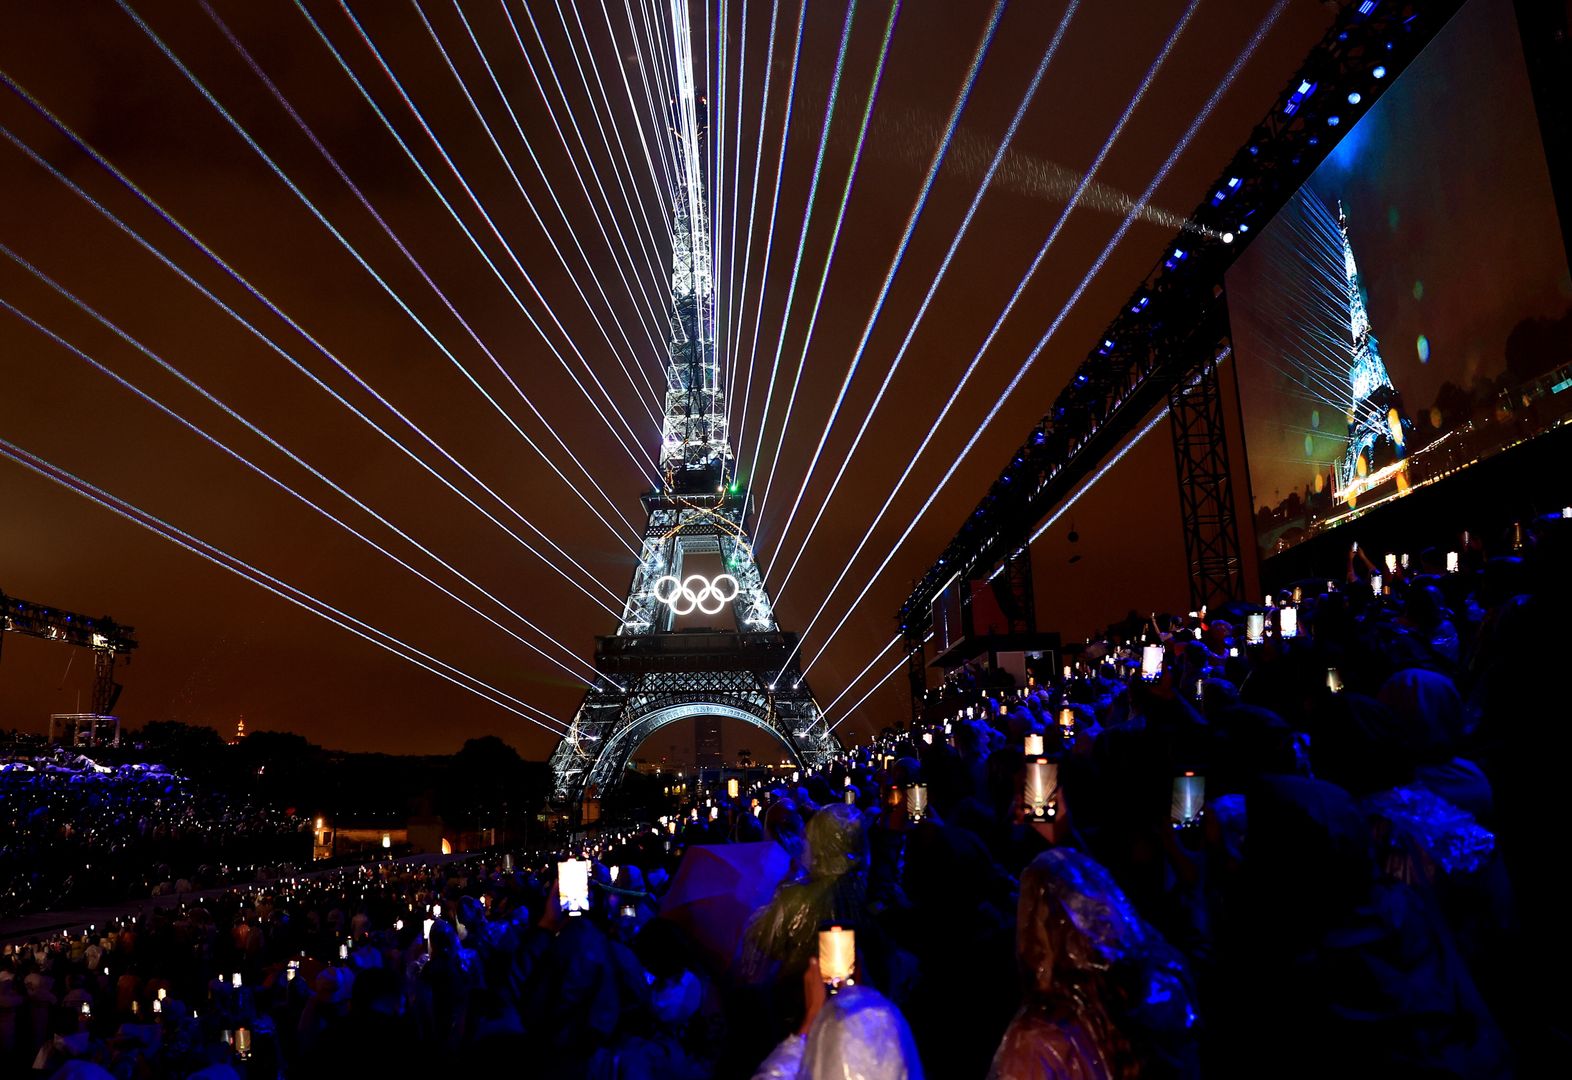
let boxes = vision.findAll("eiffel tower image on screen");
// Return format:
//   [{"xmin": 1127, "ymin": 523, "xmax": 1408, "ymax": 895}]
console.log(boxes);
[
  {"xmin": 1332, "ymin": 199, "xmax": 1411, "ymax": 503},
  {"xmin": 547, "ymin": 1, "xmax": 839, "ymax": 804}
]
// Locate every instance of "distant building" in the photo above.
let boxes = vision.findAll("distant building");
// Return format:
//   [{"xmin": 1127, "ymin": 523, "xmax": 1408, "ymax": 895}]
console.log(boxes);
[{"xmin": 695, "ymin": 715, "xmax": 723, "ymax": 768}]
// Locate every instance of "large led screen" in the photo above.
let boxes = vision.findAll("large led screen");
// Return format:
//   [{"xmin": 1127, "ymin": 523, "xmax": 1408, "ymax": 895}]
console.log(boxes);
[{"xmin": 1228, "ymin": 0, "xmax": 1572, "ymax": 560}]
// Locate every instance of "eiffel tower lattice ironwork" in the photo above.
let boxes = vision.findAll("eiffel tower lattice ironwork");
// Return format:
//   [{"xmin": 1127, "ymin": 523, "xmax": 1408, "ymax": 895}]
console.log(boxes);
[
  {"xmin": 1332, "ymin": 199, "xmax": 1411, "ymax": 503},
  {"xmin": 547, "ymin": 0, "xmax": 838, "ymax": 804}
]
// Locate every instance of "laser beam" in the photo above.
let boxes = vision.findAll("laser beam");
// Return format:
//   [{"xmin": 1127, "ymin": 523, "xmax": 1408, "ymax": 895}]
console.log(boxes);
[
  {"xmin": 0, "ymin": 267, "xmax": 602, "ymax": 686},
  {"xmin": 771, "ymin": 0, "xmax": 1200, "ymax": 596},
  {"xmin": 108, "ymin": 1, "xmax": 645, "ymax": 546},
  {"xmin": 561, "ymin": 0, "xmax": 676, "ymax": 255},
  {"xmin": 732, "ymin": 0, "xmax": 810, "ymax": 477},
  {"xmin": 757, "ymin": 0, "xmax": 1004, "ymax": 568},
  {"xmin": 816, "ymin": 631, "xmax": 901, "ymax": 718},
  {"xmin": 0, "ymin": 438, "xmax": 570, "ymax": 736},
  {"xmin": 824, "ymin": 633, "xmax": 930, "ymax": 735},
  {"xmin": 0, "ymin": 119, "xmax": 625, "ymax": 614},
  {"xmin": 743, "ymin": 0, "xmax": 899, "ymax": 539},
  {"xmin": 763, "ymin": 0, "xmax": 1066, "ymax": 546},
  {"xmin": 506, "ymin": 0, "xmax": 673, "ymax": 321},
  {"xmin": 620, "ymin": 0, "xmax": 680, "ymax": 191},
  {"xmin": 744, "ymin": 0, "xmax": 861, "ymax": 529},
  {"xmin": 332, "ymin": 0, "xmax": 661, "ymax": 478},
  {"xmin": 598, "ymin": 0, "xmax": 678, "ymax": 217},
  {"xmin": 719, "ymin": 0, "xmax": 749, "ymax": 406},
  {"xmin": 787, "ymin": 0, "xmax": 1290, "ymax": 679},
  {"xmin": 406, "ymin": 1, "xmax": 667, "ymax": 426},
  {"xmin": 722, "ymin": 0, "xmax": 783, "ymax": 463},
  {"xmin": 434, "ymin": 0, "xmax": 671, "ymax": 417},
  {"xmin": 543, "ymin": 0, "xmax": 673, "ymax": 256}
]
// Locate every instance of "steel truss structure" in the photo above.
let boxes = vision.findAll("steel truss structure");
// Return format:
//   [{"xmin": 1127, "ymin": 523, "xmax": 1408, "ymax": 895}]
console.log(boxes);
[
  {"xmin": 548, "ymin": 0, "xmax": 837, "ymax": 804},
  {"xmin": 1, "ymin": 590, "xmax": 137, "ymax": 715},
  {"xmin": 898, "ymin": 0, "xmax": 1465, "ymax": 642},
  {"xmin": 1167, "ymin": 332, "xmax": 1246, "ymax": 610}
]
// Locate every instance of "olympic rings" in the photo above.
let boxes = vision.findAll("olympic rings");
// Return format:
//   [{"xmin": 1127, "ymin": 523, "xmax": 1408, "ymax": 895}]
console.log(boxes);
[{"xmin": 652, "ymin": 573, "xmax": 740, "ymax": 616}]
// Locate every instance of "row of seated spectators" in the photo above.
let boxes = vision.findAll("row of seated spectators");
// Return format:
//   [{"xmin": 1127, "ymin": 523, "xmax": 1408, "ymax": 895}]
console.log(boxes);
[
  {"xmin": 0, "ymin": 746, "xmax": 308, "ymax": 919},
  {"xmin": 4, "ymin": 516, "xmax": 1567, "ymax": 1078}
]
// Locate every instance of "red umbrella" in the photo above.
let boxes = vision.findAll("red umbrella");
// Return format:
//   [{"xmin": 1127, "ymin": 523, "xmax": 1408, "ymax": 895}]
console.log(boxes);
[{"xmin": 659, "ymin": 842, "xmax": 791, "ymax": 974}]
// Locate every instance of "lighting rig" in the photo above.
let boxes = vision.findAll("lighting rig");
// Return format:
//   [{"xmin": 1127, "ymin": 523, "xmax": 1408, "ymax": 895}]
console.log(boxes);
[
  {"xmin": 0, "ymin": 590, "xmax": 137, "ymax": 714},
  {"xmin": 897, "ymin": 0, "xmax": 1464, "ymax": 662}
]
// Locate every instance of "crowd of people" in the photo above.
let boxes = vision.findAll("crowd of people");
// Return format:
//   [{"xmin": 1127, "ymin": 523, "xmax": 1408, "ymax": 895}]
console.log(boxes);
[
  {"xmin": 0, "ymin": 746, "xmax": 308, "ymax": 919},
  {"xmin": 3, "ymin": 514, "xmax": 1565, "ymax": 1077}
]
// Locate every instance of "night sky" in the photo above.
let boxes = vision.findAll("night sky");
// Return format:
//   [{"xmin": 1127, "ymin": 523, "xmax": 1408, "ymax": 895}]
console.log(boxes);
[{"xmin": 0, "ymin": 0, "xmax": 1335, "ymax": 757}]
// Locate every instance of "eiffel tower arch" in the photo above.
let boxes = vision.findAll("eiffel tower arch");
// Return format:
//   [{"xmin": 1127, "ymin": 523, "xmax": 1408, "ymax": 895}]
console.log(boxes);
[
  {"xmin": 547, "ymin": 0, "xmax": 837, "ymax": 804},
  {"xmin": 546, "ymin": 483, "xmax": 838, "ymax": 803}
]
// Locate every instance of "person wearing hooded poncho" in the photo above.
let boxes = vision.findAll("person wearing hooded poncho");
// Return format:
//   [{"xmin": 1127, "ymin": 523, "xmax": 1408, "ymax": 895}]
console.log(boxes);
[
  {"xmin": 1377, "ymin": 667, "xmax": 1492, "ymax": 824},
  {"xmin": 738, "ymin": 804, "xmax": 872, "ymax": 983},
  {"xmin": 1208, "ymin": 775, "xmax": 1509, "ymax": 1078},
  {"xmin": 732, "ymin": 804, "xmax": 895, "ymax": 1075},
  {"xmin": 989, "ymin": 847, "xmax": 1199, "ymax": 1080}
]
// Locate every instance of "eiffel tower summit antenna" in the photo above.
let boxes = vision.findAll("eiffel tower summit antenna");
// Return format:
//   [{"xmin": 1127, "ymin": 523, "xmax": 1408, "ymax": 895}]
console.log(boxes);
[{"xmin": 548, "ymin": 0, "xmax": 839, "ymax": 806}]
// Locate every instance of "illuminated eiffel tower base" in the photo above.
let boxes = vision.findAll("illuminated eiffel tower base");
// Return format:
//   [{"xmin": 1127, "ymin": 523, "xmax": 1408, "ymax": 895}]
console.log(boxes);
[{"xmin": 545, "ymin": 483, "xmax": 837, "ymax": 804}]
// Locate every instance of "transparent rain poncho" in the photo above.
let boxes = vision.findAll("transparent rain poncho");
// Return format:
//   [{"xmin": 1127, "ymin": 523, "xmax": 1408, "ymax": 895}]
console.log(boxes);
[
  {"xmin": 752, "ymin": 985, "xmax": 923, "ymax": 1080},
  {"xmin": 740, "ymin": 804, "xmax": 869, "ymax": 979},
  {"xmin": 990, "ymin": 849, "xmax": 1198, "ymax": 1080}
]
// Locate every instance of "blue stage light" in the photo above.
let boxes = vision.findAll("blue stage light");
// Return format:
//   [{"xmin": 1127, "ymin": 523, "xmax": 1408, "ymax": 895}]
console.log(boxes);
[
  {"xmin": 1358, "ymin": 1, "xmax": 1377, "ymax": 16},
  {"xmin": 1347, "ymin": 91, "xmax": 1362, "ymax": 105},
  {"xmin": 1284, "ymin": 79, "xmax": 1316, "ymax": 116},
  {"xmin": 1327, "ymin": 115, "xmax": 1341, "ymax": 127},
  {"xmin": 1372, "ymin": 64, "xmax": 1387, "ymax": 78}
]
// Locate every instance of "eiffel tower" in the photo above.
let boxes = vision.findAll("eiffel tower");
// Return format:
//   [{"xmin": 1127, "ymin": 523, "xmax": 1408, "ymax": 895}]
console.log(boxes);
[
  {"xmin": 1332, "ymin": 199, "xmax": 1410, "ymax": 502},
  {"xmin": 547, "ymin": 0, "xmax": 838, "ymax": 804}
]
